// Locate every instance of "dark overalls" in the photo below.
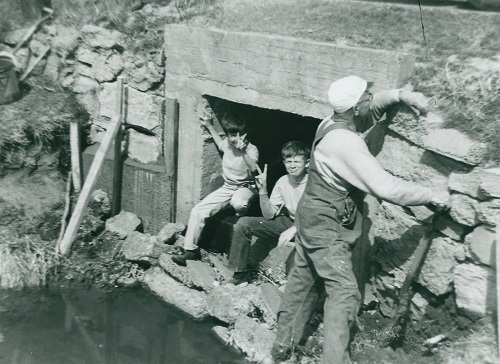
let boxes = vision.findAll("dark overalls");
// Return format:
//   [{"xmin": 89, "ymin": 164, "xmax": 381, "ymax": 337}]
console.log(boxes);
[{"xmin": 274, "ymin": 122, "xmax": 361, "ymax": 364}]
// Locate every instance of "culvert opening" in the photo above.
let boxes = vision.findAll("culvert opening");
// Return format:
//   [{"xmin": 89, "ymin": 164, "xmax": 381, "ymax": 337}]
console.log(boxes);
[
  {"xmin": 205, "ymin": 95, "xmax": 321, "ymax": 194},
  {"xmin": 198, "ymin": 96, "xmax": 321, "ymax": 253}
]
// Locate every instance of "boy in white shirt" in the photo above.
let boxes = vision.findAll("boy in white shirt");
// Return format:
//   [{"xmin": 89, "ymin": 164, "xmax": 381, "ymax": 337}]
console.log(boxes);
[
  {"xmin": 227, "ymin": 141, "xmax": 310, "ymax": 286},
  {"xmin": 172, "ymin": 112, "xmax": 259, "ymax": 266}
]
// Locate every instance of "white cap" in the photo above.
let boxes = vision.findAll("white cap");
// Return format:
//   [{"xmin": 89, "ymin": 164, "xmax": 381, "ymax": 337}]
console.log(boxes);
[{"xmin": 327, "ymin": 76, "xmax": 367, "ymax": 113}]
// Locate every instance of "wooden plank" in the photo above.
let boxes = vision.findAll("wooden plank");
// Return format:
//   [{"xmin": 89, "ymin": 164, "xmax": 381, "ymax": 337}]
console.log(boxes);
[
  {"xmin": 164, "ymin": 98, "xmax": 179, "ymax": 222},
  {"xmin": 58, "ymin": 113, "xmax": 123, "ymax": 256},
  {"xmin": 111, "ymin": 77, "xmax": 125, "ymax": 216}
]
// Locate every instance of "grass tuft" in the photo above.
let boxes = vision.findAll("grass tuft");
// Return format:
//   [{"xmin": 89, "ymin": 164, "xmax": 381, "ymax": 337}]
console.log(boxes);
[{"xmin": 0, "ymin": 234, "xmax": 58, "ymax": 289}]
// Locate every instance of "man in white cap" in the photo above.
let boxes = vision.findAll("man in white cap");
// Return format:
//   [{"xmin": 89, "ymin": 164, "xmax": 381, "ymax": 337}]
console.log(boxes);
[{"xmin": 270, "ymin": 76, "xmax": 450, "ymax": 364}]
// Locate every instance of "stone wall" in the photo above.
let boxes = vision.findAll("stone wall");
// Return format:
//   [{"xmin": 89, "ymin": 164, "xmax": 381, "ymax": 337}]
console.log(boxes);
[
  {"xmin": 3, "ymin": 23, "xmax": 171, "ymax": 232},
  {"xmin": 371, "ymin": 105, "xmax": 498, "ymax": 319}
]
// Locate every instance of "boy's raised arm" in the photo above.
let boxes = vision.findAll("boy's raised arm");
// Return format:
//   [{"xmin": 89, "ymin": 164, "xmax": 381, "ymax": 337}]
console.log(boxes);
[
  {"xmin": 235, "ymin": 133, "xmax": 259, "ymax": 174},
  {"xmin": 199, "ymin": 114, "xmax": 224, "ymax": 150},
  {"xmin": 255, "ymin": 164, "xmax": 281, "ymax": 220}
]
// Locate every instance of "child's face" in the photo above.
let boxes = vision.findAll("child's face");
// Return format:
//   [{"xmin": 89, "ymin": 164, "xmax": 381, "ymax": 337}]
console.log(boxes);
[
  {"xmin": 227, "ymin": 132, "xmax": 247, "ymax": 148},
  {"xmin": 283, "ymin": 155, "xmax": 309, "ymax": 179}
]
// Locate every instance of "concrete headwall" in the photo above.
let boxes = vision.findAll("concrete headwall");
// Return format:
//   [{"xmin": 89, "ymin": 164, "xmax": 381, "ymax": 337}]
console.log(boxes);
[{"xmin": 163, "ymin": 24, "xmax": 415, "ymax": 221}]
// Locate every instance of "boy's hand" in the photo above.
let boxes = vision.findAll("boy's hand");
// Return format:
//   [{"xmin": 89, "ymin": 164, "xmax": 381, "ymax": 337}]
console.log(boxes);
[
  {"xmin": 234, "ymin": 132, "xmax": 248, "ymax": 150},
  {"xmin": 278, "ymin": 226, "xmax": 297, "ymax": 248},
  {"xmin": 255, "ymin": 164, "xmax": 268, "ymax": 193},
  {"xmin": 198, "ymin": 114, "xmax": 212, "ymax": 128},
  {"xmin": 399, "ymin": 90, "xmax": 429, "ymax": 116}
]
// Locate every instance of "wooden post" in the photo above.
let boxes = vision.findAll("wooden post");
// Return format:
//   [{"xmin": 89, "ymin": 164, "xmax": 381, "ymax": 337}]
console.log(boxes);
[
  {"xmin": 164, "ymin": 98, "xmax": 179, "ymax": 222},
  {"xmin": 58, "ymin": 83, "xmax": 124, "ymax": 256},
  {"xmin": 69, "ymin": 120, "xmax": 82, "ymax": 192},
  {"xmin": 111, "ymin": 77, "xmax": 125, "ymax": 216}
]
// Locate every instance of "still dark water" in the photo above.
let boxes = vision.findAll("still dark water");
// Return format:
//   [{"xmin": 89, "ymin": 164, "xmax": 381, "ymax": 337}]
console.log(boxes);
[{"xmin": 0, "ymin": 288, "xmax": 245, "ymax": 364}]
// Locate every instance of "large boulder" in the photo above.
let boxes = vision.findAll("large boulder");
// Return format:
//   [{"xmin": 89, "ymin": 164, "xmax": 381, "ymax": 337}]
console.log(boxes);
[
  {"xmin": 232, "ymin": 316, "xmax": 275, "ymax": 363},
  {"xmin": 81, "ymin": 24, "xmax": 125, "ymax": 49},
  {"xmin": 158, "ymin": 253, "xmax": 198, "ymax": 289},
  {"xmin": 453, "ymin": 263, "xmax": 496, "ymax": 318},
  {"xmin": 466, "ymin": 225, "xmax": 496, "ymax": 267},
  {"xmin": 156, "ymin": 222, "xmax": 186, "ymax": 245},
  {"xmin": 105, "ymin": 210, "xmax": 142, "ymax": 239},
  {"xmin": 126, "ymin": 86, "xmax": 164, "ymax": 131},
  {"xmin": 260, "ymin": 245, "xmax": 295, "ymax": 284},
  {"xmin": 376, "ymin": 133, "xmax": 452, "ymax": 191},
  {"xmin": 206, "ymin": 284, "xmax": 258, "ymax": 324},
  {"xmin": 122, "ymin": 231, "xmax": 174, "ymax": 263},
  {"xmin": 123, "ymin": 52, "xmax": 164, "ymax": 92},
  {"xmin": 251, "ymin": 283, "xmax": 283, "ymax": 326},
  {"xmin": 371, "ymin": 203, "xmax": 426, "ymax": 316},
  {"xmin": 372, "ymin": 203, "xmax": 425, "ymax": 275},
  {"xmin": 408, "ymin": 205, "xmax": 466, "ymax": 241},
  {"xmin": 186, "ymin": 260, "xmax": 218, "ymax": 292},
  {"xmin": 450, "ymin": 194, "xmax": 480, "ymax": 227},
  {"xmin": 417, "ymin": 237, "xmax": 460, "ymax": 296},
  {"xmin": 479, "ymin": 168, "xmax": 500, "ymax": 199},
  {"xmin": 142, "ymin": 267, "xmax": 208, "ymax": 319},
  {"xmin": 387, "ymin": 106, "xmax": 486, "ymax": 166},
  {"xmin": 477, "ymin": 199, "xmax": 500, "ymax": 226},
  {"xmin": 51, "ymin": 25, "xmax": 80, "ymax": 57},
  {"xmin": 127, "ymin": 129, "xmax": 162, "ymax": 164},
  {"xmin": 449, "ymin": 170, "xmax": 482, "ymax": 199}
]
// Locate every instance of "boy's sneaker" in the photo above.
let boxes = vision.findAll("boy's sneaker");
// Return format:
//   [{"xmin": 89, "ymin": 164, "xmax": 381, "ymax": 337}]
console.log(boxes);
[
  {"xmin": 229, "ymin": 271, "xmax": 249, "ymax": 287},
  {"xmin": 171, "ymin": 248, "xmax": 201, "ymax": 266}
]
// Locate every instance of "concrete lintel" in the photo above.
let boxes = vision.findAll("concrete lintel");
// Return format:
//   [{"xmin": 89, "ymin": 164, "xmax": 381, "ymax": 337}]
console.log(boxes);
[{"xmin": 164, "ymin": 24, "xmax": 415, "ymax": 119}]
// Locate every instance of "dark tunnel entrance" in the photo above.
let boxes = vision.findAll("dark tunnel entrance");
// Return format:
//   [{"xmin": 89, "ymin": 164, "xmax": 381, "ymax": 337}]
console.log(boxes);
[{"xmin": 205, "ymin": 96, "xmax": 321, "ymax": 194}]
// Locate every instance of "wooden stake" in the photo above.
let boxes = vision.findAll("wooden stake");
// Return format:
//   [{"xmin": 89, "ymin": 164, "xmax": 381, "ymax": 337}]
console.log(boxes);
[
  {"xmin": 55, "ymin": 171, "xmax": 72, "ymax": 252},
  {"xmin": 70, "ymin": 120, "xmax": 82, "ymax": 192},
  {"xmin": 164, "ymin": 98, "xmax": 179, "ymax": 222},
  {"xmin": 58, "ymin": 113, "xmax": 123, "ymax": 255},
  {"xmin": 111, "ymin": 77, "xmax": 125, "ymax": 216}
]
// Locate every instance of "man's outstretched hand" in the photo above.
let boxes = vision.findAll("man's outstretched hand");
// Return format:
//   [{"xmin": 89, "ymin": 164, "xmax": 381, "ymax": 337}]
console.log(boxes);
[
  {"xmin": 430, "ymin": 190, "xmax": 451, "ymax": 210},
  {"xmin": 399, "ymin": 90, "xmax": 429, "ymax": 116}
]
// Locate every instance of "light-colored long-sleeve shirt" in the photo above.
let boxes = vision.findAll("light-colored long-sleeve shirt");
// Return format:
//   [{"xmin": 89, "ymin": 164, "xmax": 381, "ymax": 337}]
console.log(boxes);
[
  {"xmin": 313, "ymin": 90, "xmax": 433, "ymax": 206},
  {"xmin": 259, "ymin": 174, "xmax": 308, "ymax": 220}
]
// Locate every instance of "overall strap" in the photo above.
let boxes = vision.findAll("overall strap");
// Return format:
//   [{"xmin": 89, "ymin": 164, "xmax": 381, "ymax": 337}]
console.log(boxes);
[{"xmin": 313, "ymin": 121, "xmax": 354, "ymax": 149}]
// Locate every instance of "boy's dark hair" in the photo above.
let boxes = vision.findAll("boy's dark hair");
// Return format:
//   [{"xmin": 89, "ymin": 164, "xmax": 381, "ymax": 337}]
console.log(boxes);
[
  {"xmin": 282, "ymin": 141, "xmax": 311, "ymax": 160},
  {"xmin": 220, "ymin": 113, "xmax": 246, "ymax": 135}
]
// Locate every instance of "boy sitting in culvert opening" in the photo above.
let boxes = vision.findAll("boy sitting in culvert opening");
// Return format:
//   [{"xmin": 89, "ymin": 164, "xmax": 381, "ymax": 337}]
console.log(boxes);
[
  {"xmin": 227, "ymin": 141, "xmax": 310, "ymax": 286},
  {"xmin": 172, "ymin": 112, "xmax": 260, "ymax": 266}
]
